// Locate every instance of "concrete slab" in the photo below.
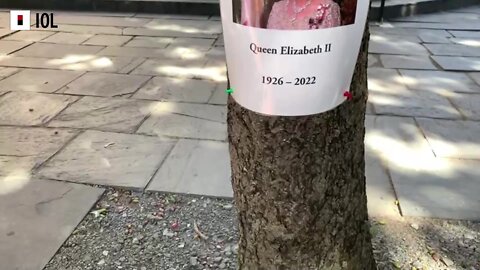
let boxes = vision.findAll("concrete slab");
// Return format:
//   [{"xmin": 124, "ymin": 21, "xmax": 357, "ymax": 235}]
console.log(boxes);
[
  {"xmin": 449, "ymin": 30, "xmax": 480, "ymax": 39},
  {"xmin": 368, "ymin": 68, "xmax": 409, "ymax": 92},
  {"xmin": 59, "ymin": 72, "xmax": 150, "ymax": 97},
  {"xmin": 48, "ymin": 96, "xmax": 153, "ymax": 133},
  {"xmin": 169, "ymin": 37, "xmax": 215, "ymax": 51},
  {"xmin": 124, "ymin": 36, "xmax": 173, "ymax": 48},
  {"xmin": 138, "ymin": 113, "xmax": 227, "ymax": 141},
  {"xmin": 40, "ymin": 32, "xmax": 93, "ymax": 45},
  {"xmin": 369, "ymin": 35, "xmax": 430, "ymax": 55},
  {"xmin": 3, "ymin": 31, "xmax": 55, "ymax": 42},
  {"xmin": 53, "ymin": 15, "xmax": 151, "ymax": 27},
  {"xmin": 0, "ymin": 56, "xmax": 137, "ymax": 73},
  {"xmin": 398, "ymin": 69, "xmax": 480, "ymax": 94},
  {"xmin": 380, "ymin": 55, "xmax": 437, "ymax": 70},
  {"xmin": 369, "ymin": 88, "xmax": 461, "ymax": 119},
  {"xmin": 208, "ymin": 83, "xmax": 228, "ymax": 105},
  {"xmin": 449, "ymin": 93, "xmax": 480, "ymax": 120},
  {"xmin": 138, "ymin": 102, "xmax": 227, "ymax": 140},
  {"xmin": 0, "ymin": 92, "xmax": 77, "ymax": 126},
  {"xmin": 0, "ymin": 41, "xmax": 31, "ymax": 55},
  {"xmin": 424, "ymin": 43, "xmax": 480, "ymax": 57},
  {"xmin": 0, "ymin": 179, "xmax": 104, "ymax": 270},
  {"xmin": 37, "ymin": 24, "xmax": 122, "ymax": 35},
  {"xmin": 432, "ymin": 56, "xmax": 480, "ymax": 71},
  {"xmin": 364, "ymin": 115, "xmax": 435, "ymax": 164},
  {"xmin": 133, "ymin": 77, "xmax": 217, "ymax": 103},
  {"xmin": 37, "ymin": 130, "xmax": 175, "ymax": 188},
  {"xmin": 416, "ymin": 118, "xmax": 480, "ymax": 159},
  {"xmin": 0, "ymin": 126, "xmax": 78, "ymax": 166},
  {"xmin": 83, "ymin": 35, "xmax": 133, "ymax": 46},
  {"xmin": 147, "ymin": 139, "xmax": 233, "ymax": 198},
  {"xmin": 0, "ymin": 69, "xmax": 83, "ymax": 93},
  {"xmin": 365, "ymin": 153, "xmax": 399, "ymax": 217},
  {"xmin": 390, "ymin": 159, "xmax": 480, "ymax": 220},
  {"xmin": 14, "ymin": 43, "xmax": 104, "ymax": 58},
  {"xmin": 0, "ymin": 67, "xmax": 19, "ymax": 78},
  {"xmin": 130, "ymin": 59, "xmax": 207, "ymax": 78}
]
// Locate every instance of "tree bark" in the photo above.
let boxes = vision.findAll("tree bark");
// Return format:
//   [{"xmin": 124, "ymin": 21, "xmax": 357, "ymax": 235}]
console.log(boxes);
[{"xmin": 227, "ymin": 26, "xmax": 375, "ymax": 269}]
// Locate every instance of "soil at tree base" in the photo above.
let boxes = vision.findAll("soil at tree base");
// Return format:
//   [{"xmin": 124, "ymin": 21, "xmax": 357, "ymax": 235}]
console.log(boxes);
[{"xmin": 45, "ymin": 189, "xmax": 479, "ymax": 270}]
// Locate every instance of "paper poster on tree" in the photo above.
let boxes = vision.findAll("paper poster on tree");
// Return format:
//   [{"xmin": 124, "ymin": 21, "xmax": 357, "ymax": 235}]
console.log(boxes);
[{"xmin": 221, "ymin": 0, "xmax": 369, "ymax": 116}]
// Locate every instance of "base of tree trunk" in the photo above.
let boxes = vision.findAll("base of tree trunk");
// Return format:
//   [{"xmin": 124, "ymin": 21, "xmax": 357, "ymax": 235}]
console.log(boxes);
[{"xmin": 227, "ymin": 27, "xmax": 376, "ymax": 269}]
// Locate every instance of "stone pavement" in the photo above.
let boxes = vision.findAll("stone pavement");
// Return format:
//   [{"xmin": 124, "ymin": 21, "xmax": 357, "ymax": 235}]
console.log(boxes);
[{"xmin": 0, "ymin": 6, "xmax": 479, "ymax": 270}]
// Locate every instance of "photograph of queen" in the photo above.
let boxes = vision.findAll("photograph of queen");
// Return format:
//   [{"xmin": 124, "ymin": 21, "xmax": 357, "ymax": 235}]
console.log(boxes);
[{"xmin": 233, "ymin": 0, "xmax": 357, "ymax": 30}]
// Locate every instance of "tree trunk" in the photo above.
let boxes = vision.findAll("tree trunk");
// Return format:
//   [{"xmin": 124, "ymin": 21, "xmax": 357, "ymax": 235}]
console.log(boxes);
[{"xmin": 227, "ymin": 26, "xmax": 375, "ymax": 269}]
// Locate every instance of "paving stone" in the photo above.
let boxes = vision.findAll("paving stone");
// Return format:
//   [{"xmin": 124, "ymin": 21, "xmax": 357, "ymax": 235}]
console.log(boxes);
[
  {"xmin": 138, "ymin": 105, "xmax": 227, "ymax": 140},
  {"xmin": 208, "ymin": 83, "xmax": 228, "ymax": 105},
  {"xmin": 148, "ymin": 139, "xmax": 232, "ymax": 197},
  {"xmin": 59, "ymin": 72, "xmax": 150, "ymax": 97},
  {"xmin": 0, "ymin": 69, "xmax": 83, "ymax": 93},
  {"xmin": 368, "ymin": 68, "xmax": 409, "ymax": 92},
  {"xmin": 369, "ymin": 36, "xmax": 429, "ymax": 55},
  {"xmin": 0, "ymin": 67, "xmax": 19, "ymax": 78},
  {"xmin": 169, "ymin": 37, "xmax": 215, "ymax": 51},
  {"xmin": 41, "ymin": 32, "xmax": 93, "ymax": 45},
  {"xmin": 424, "ymin": 43, "xmax": 480, "ymax": 57},
  {"xmin": 0, "ymin": 179, "xmax": 104, "ymax": 270},
  {"xmin": 131, "ymin": 59, "xmax": 207, "ymax": 78},
  {"xmin": 416, "ymin": 118, "xmax": 480, "ymax": 159},
  {"xmin": 380, "ymin": 55, "xmax": 437, "ymax": 69},
  {"xmin": 368, "ymin": 54, "xmax": 380, "ymax": 67},
  {"xmin": 0, "ymin": 92, "xmax": 78, "ymax": 126},
  {"xmin": 389, "ymin": 22, "xmax": 480, "ymax": 31},
  {"xmin": 202, "ymin": 59, "xmax": 227, "ymax": 82},
  {"xmin": 0, "ymin": 29, "xmax": 12, "ymax": 38},
  {"xmin": 53, "ymin": 15, "xmax": 151, "ymax": 27},
  {"xmin": 418, "ymin": 33, "xmax": 451, "ymax": 43},
  {"xmin": 123, "ymin": 27, "xmax": 216, "ymax": 38},
  {"xmin": 144, "ymin": 19, "xmax": 222, "ymax": 37},
  {"xmin": 449, "ymin": 93, "xmax": 480, "ymax": 120},
  {"xmin": 83, "ymin": 34, "xmax": 132, "ymax": 46},
  {"xmin": 97, "ymin": 46, "xmax": 205, "ymax": 60},
  {"xmin": 97, "ymin": 46, "xmax": 169, "ymax": 59},
  {"xmin": 365, "ymin": 115, "xmax": 435, "ymax": 166},
  {"xmin": 450, "ymin": 38, "xmax": 480, "ymax": 47},
  {"xmin": 133, "ymin": 77, "xmax": 217, "ymax": 103},
  {"xmin": 0, "ymin": 56, "xmax": 136, "ymax": 73},
  {"xmin": 370, "ymin": 87, "xmax": 461, "ymax": 119},
  {"xmin": 432, "ymin": 56, "xmax": 480, "ymax": 71},
  {"xmin": 124, "ymin": 36, "xmax": 173, "ymax": 48},
  {"xmin": 370, "ymin": 27, "xmax": 451, "ymax": 38},
  {"xmin": 3, "ymin": 31, "xmax": 55, "ymax": 42},
  {"xmin": 471, "ymin": 72, "xmax": 480, "ymax": 85},
  {"xmin": 365, "ymin": 153, "xmax": 399, "ymax": 217},
  {"xmin": 135, "ymin": 14, "xmax": 209, "ymax": 20},
  {"xmin": 398, "ymin": 70, "xmax": 480, "ymax": 94},
  {"xmin": 448, "ymin": 30, "xmax": 480, "ymax": 39},
  {"xmin": 390, "ymin": 158, "xmax": 480, "ymax": 220},
  {"xmin": 37, "ymin": 24, "xmax": 122, "ymax": 35},
  {"xmin": 0, "ymin": 156, "xmax": 37, "ymax": 180},
  {"xmin": 0, "ymin": 41, "xmax": 31, "ymax": 55},
  {"xmin": 15, "ymin": 43, "xmax": 104, "ymax": 58},
  {"xmin": 0, "ymin": 126, "xmax": 78, "ymax": 164},
  {"xmin": 37, "ymin": 130, "xmax": 175, "ymax": 188},
  {"xmin": 118, "ymin": 57, "xmax": 147, "ymax": 74},
  {"xmin": 149, "ymin": 102, "xmax": 227, "ymax": 123},
  {"xmin": 48, "ymin": 96, "xmax": 153, "ymax": 133},
  {"xmin": 393, "ymin": 12, "xmax": 480, "ymax": 24}
]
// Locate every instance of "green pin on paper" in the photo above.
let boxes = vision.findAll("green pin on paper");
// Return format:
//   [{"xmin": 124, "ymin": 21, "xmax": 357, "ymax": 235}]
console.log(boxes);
[{"xmin": 226, "ymin": 88, "xmax": 234, "ymax": 95}]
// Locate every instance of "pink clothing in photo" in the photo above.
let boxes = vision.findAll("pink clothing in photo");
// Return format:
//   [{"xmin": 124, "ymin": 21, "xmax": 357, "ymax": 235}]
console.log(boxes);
[
  {"xmin": 241, "ymin": 0, "xmax": 264, "ymax": 27},
  {"xmin": 267, "ymin": 0, "xmax": 341, "ymax": 30}
]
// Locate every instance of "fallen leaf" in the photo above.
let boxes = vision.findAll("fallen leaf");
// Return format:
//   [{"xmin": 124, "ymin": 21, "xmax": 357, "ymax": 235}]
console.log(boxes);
[{"xmin": 90, "ymin": 208, "xmax": 107, "ymax": 218}]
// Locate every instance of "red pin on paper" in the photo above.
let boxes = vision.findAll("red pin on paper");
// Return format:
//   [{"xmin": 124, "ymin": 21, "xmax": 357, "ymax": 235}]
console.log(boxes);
[
  {"xmin": 343, "ymin": 90, "xmax": 353, "ymax": 101},
  {"xmin": 17, "ymin": 15, "xmax": 23, "ymax": 26}
]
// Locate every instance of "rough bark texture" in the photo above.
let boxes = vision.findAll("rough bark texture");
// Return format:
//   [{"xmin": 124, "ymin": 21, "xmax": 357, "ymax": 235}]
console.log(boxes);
[{"xmin": 227, "ymin": 27, "xmax": 375, "ymax": 269}]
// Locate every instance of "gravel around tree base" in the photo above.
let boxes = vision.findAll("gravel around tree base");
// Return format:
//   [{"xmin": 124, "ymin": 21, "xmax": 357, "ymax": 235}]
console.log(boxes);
[{"xmin": 45, "ymin": 189, "xmax": 479, "ymax": 270}]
